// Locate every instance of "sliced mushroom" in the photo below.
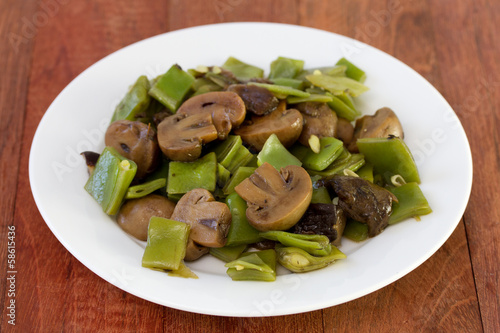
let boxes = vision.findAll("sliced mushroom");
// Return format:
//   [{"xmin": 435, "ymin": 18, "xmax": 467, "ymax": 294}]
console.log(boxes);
[
  {"xmin": 170, "ymin": 188, "xmax": 231, "ymax": 248},
  {"xmin": 176, "ymin": 91, "xmax": 246, "ymax": 140},
  {"xmin": 226, "ymin": 84, "xmax": 279, "ymax": 115},
  {"xmin": 104, "ymin": 120, "xmax": 160, "ymax": 179},
  {"xmin": 234, "ymin": 162, "xmax": 312, "ymax": 231},
  {"xmin": 184, "ymin": 238, "xmax": 210, "ymax": 261},
  {"xmin": 329, "ymin": 175, "xmax": 398, "ymax": 237},
  {"xmin": 289, "ymin": 203, "xmax": 346, "ymax": 247},
  {"xmin": 336, "ymin": 117, "xmax": 354, "ymax": 146},
  {"xmin": 234, "ymin": 101, "xmax": 303, "ymax": 151},
  {"xmin": 294, "ymin": 102, "xmax": 338, "ymax": 147},
  {"xmin": 349, "ymin": 107, "xmax": 404, "ymax": 152},
  {"xmin": 157, "ymin": 112, "xmax": 218, "ymax": 162},
  {"xmin": 116, "ymin": 194, "xmax": 176, "ymax": 241}
]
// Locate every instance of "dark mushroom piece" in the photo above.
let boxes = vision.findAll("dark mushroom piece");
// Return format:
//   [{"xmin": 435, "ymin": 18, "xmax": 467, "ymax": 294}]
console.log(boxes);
[
  {"xmin": 176, "ymin": 91, "xmax": 246, "ymax": 140},
  {"xmin": 116, "ymin": 194, "xmax": 176, "ymax": 241},
  {"xmin": 336, "ymin": 117, "xmax": 355, "ymax": 146},
  {"xmin": 81, "ymin": 151, "xmax": 100, "ymax": 175},
  {"xmin": 157, "ymin": 112, "xmax": 218, "ymax": 162},
  {"xmin": 226, "ymin": 84, "xmax": 279, "ymax": 116},
  {"xmin": 294, "ymin": 102, "xmax": 338, "ymax": 147},
  {"xmin": 348, "ymin": 107, "xmax": 404, "ymax": 152},
  {"xmin": 329, "ymin": 175, "xmax": 398, "ymax": 237},
  {"xmin": 170, "ymin": 188, "xmax": 231, "ymax": 251},
  {"xmin": 289, "ymin": 203, "xmax": 346, "ymax": 247},
  {"xmin": 104, "ymin": 120, "xmax": 160, "ymax": 179},
  {"xmin": 234, "ymin": 101, "xmax": 303, "ymax": 151},
  {"xmin": 234, "ymin": 162, "xmax": 312, "ymax": 231}
]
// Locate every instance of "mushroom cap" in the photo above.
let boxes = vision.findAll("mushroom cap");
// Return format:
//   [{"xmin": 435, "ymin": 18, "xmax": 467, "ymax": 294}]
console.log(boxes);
[
  {"xmin": 226, "ymin": 84, "xmax": 279, "ymax": 116},
  {"xmin": 234, "ymin": 162, "xmax": 312, "ymax": 231},
  {"xmin": 234, "ymin": 102, "xmax": 303, "ymax": 151},
  {"xmin": 116, "ymin": 194, "xmax": 176, "ymax": 241},
  {"xmin": 349, "ymin": 107, "xmax": 404, "ymax": 152},
  {"xmin": 104, "ymin": 120, "xmax": 160, "ymax": 179},
  {"xmin": 157, "ymin": 112, "xmax": 218, "ymax": 162},
  {"xmin": 170, "ymin": 188, "xmax": 231, "ymax": 248},
  {"xmin": 177, "ymin": 91, "xmax": 246, "ymax": 140},
  {"xmin": 295, "ymin": 102, "xmax": 338, "ymax": 147}
]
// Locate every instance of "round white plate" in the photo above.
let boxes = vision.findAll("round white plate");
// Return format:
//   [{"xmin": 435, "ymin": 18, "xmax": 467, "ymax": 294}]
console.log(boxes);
[{"xmin": 29, "ymin": 22, "xmax": 472, "ymax": 317}]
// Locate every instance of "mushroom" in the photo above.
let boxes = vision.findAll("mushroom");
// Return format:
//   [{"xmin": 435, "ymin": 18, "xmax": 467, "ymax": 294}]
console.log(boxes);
[
  {"xmin": 294, "ymin": 102, "xmax": 338, "ymax": 147},
  {"xmin": 176, "ymin": 91, "xmax": 246, "ymax": 140},
  {"xmin": 157, "ymin": 112, "xmax": 218, "ymax": 162},
  {"xmin": 170, "ymin": 188, "xmax": 231, "ymax": 249},
  {"xmin": 349, "ymin": 107, "xmax": 404, "ymax": 152},
  {"xmin": 234, "ymin": 101, "xmax": 303, "ymax": 151},
  {"xmin": 329, "ymin": 175, "xmax": 398, "ymax": 237},
  {"xmin": 104, "ymin": 120, "xmax": 160, "ymax": 179},
  {"xmin": 184, "ymin": 238, "xmax": 210, "ymax": 261},
  {"xmin": 81, "ymin": 151, "xmax": 100, "ymax": 175},
  {"xmin": 226, "ymin": 84, "xmax": 279, "ymax": 115},
  {"xmin": 116, "ymin": 194, "xmax": 176, "ymax": 241},
  {"xmin": 234, "ymin": 162, "xmax": 312, "ymax": 231},
  {"xmin": 289, "ymin": 203, "xmax": 346, "ymax": 247},
  {"xmin": 335, "ymin": 117, "xmax": 354, "ymax": 146}
]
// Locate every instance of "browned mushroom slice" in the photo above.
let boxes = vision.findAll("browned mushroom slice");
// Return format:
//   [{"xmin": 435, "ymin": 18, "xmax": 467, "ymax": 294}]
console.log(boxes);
[
  {"xmin": 226, "ymin": 84, "xmax": 279, "ymax": 115},
  {"xmin": 184, "ymin": 238, "xmax": 210, "ymax": 261},
  {"xmin": 294, "ymin": 102, "xmax": 338, "ymax": 147},
  {"xmin": 335, "ymin": 117, "xmax": 354, "ymax": 146},
  {"xmin": 157, "ymin": 112, "xmax": 218, "ymax": 162},
  {"xmin": 176, "ymin": 91, "xmax": 246, "ymax": 140},
  {"xmin": 234, "ymin": 162, "xmax": 312, "ymax": 232},
  {"xmin": 349, "ymin": 107, "xmax": 404, "ymax": 152},
  {"xmin": 330, "ymin": 175, "xmax": 398, "ymax": 237},
  {"xmin": 104, "ymin": 120, "xmax": 160, "ymax": 179},
  {"xmin": 116, "ymin": 194, "xmax": 176, "ymax": 241},
  {"xmin": 81, "ymin": 151, "xmax": 100, "ymax": 175},
  {"xmin": 170, "ymin": 188, "xmax": 231, "ymax": 248},
  {"xmin": 234, "ymin": 102, "xmax": 303, "ymax": 151}
]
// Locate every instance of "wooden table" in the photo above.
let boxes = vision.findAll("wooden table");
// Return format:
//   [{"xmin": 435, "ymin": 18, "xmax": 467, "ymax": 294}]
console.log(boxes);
[{"xmin": 1, "ymin": 0, "xmax": 498, "ymax": 331}]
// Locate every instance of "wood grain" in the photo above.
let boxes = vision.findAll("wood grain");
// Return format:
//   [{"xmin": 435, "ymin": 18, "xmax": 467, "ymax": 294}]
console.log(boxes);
[{"xmin": 1, "ymin": 0, "xmax": 498, "ymax": 332}]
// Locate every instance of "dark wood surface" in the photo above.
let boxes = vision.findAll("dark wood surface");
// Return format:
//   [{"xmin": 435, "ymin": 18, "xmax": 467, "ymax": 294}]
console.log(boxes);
[{"xmin": 1, "ymin": 0, "xmax": 498, "ymax": 331}]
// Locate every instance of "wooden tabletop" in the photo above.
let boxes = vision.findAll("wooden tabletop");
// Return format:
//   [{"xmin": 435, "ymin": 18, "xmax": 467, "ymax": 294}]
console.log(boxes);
[{"xmin": 1, "ymin": 0, "xmax": 498, "ymax": 331}]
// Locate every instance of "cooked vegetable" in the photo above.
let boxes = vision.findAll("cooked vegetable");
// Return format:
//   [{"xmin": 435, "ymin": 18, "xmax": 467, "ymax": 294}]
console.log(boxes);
[
  {"xmin": 330, "ymin": 175, "xmax": 398, "ymax": 237},
  {"xmin": 259, "ymin": 231, "xmax": 332, "ymax": 256},
  {"xmin": 105, "ymin": 120, "xmax": 160, "ymax": 179},
  {"xmin": 170, "ymin": 188, "xmax": 231, "ymax": 248},
  {"xmin": 388, "ymin": 182, "xmax": 432, "ymax": 224},
  {"xmin": 157, "ymin": 112, "xmax": 218, "ymax": 162},
  {"xmin": 294, "ymin": 102, "xmax": 338, "ymax": 147},
  {"xmin": 276, "ymin": 246, "xmax": 345, "ymax": 273},
  {"xmin": 111, "ymin": 75, "xmax": 151, "ymax": 123},
  {"xmin": 210, "ymin": 244, "xmax": 247, "ymax": 262},
  {"xmin": 357, "ymin": 136, "xmax": 420, "ymax": 183},
  {"xmin": 84, "ymin": 147, "xmax": 137, "ymax": 215},
  {"xmin": 141, "ymin": 217, "xmax": 190, "ymax": 271},
  {"xmin": 116, "ymin": 194, "xmax": 175, "ymax": 241},
  {"xmin": 234, "ymin": 162, "xmax": 312, "ymax": 231},
  {"xmin": 167, "ymin": 152, "xmax": 217, "ymax": 197},
  {"xmin": 350, "ymin": 107, "xmax": 404, "ymax": 152},
  {"xmin": 126, "ymin": 178, "xmax": 166, "ymax": 199},
  {"xmin": 257, "ymin": 133, "xmax": 302, "ymax": 170},
  {"xmin": 225, "ymin": 249, "xmax": 277, "ymax": 281},
  {"xmin": 336, "ymin": 57, "xmax": 366, "ymax": 82},
  {"xmin": 290, "ymin": 203, "xmax": 346, "ymax": 247},
  {"xmin": 149, "ymin": 64, "xmax": 194, "ymax": 112},
  {"xmin": 226, "ymin": 84, "xmax": 278, "ymax": 115},
  {"xmin": 225, "ymin": 192, "xmax": 262, "ymax": 246},
  {"xmin": 234, "ymin": 102, "xmax": 303, "ymax": 151},
  {"xmin": 176, "ymin": 91, "xmax": 246, "ymax": 140}
]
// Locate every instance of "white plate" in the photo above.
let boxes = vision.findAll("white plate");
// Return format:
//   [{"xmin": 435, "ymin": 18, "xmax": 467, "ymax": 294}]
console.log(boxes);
[{"xmin": 29, "ymin": 22, "xmax": 473, "ymax": 317}]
